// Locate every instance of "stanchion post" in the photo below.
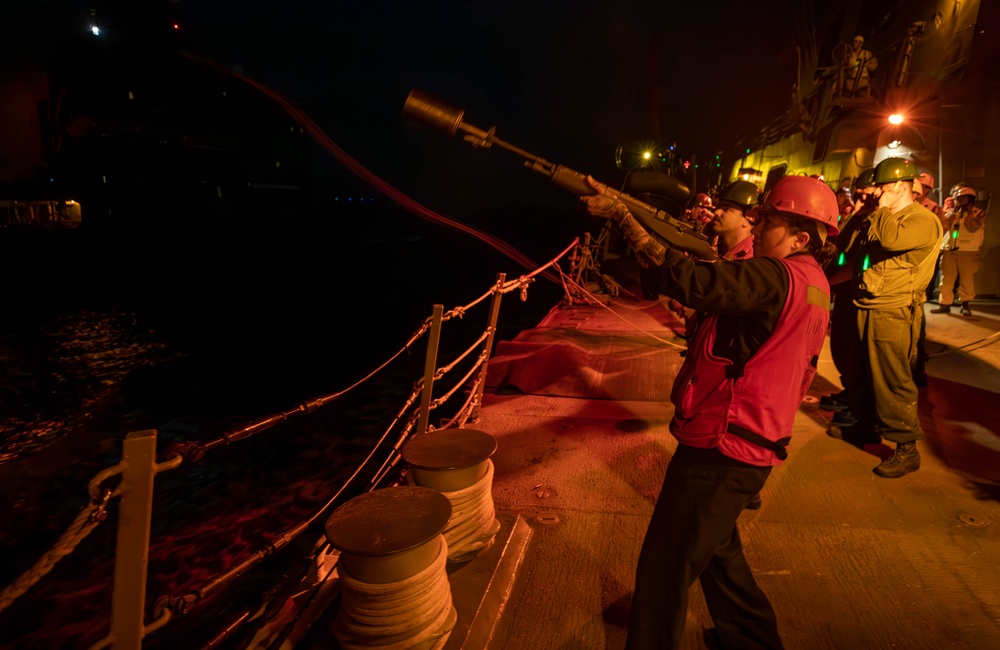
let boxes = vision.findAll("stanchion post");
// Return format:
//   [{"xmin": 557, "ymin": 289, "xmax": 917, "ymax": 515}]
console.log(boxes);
[
  {"xmin": 570, "ymin": 235, "xmax": 586, "ymax": 284},
  {"xmin": 110, "ymin": 429, "xmax": 158, "ymax": 650},
  {"xmin": 469, "ymin": 274, "xmax": 505, "ymax": 423},
  {"xmin": 417, "ymin": 305, "xmax": 444, "ymax": 436}
]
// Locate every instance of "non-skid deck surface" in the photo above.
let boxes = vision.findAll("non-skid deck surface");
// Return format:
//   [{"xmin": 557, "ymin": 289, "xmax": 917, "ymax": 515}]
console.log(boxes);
[{"xmin": 474, "ymin": 298, "xmax": 1000, "ymax": 649}]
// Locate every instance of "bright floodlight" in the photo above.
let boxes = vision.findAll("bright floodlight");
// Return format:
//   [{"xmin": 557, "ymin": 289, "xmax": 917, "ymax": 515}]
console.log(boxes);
[
  {"xmin": 643, "ymin": 151, "xmax": 652, "ymax": 160},
  {"xmin": 888, "ymin": 140, "xmax": 901, "ymax": 149},
  {"xmin": 888, "ymin": 113, "xmax": 904, "ymax": 125},
  {"xmin": 90, "ymin": 25, "xmax": 101, "ymax": 36}
]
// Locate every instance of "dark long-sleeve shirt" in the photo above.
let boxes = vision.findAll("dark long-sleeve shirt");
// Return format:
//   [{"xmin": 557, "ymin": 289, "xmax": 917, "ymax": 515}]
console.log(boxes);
[{"xmin": 656, "ymin": 248, "xmax": 792, "ymax": 367}]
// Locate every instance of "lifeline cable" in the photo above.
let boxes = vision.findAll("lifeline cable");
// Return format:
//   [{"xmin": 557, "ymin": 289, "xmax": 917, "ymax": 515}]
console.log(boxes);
[
  {"xmin": 555, "ymin": 265, "xmax": 688, "ymax": 350},
  {"xmin": 179, "ymin": 52, "xmax": 563, "ymax": 286},
  {"xmin": 0, "ymin": 500, "xmax": 106, "ymax": 613},
  {"xmin": 926, "ymin": 329, "xmax": 1000, "ymax": 358}
]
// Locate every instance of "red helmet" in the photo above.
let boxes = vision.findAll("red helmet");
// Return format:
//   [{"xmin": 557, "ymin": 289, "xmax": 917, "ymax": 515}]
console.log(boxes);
[
  {"xmin": 694, "ymin": 193, "xmax": 713, "ymax": 209},
  {"xmin": 955, "ymin": 186, "xmax": 977, "ymax": 200},
  {"xmin": 760, "ymin": 176, "xmax": 840, "ymax": 237},
  {"xmin": 917, "ymin": 172, "xmax": 935, "ymax": 189}
]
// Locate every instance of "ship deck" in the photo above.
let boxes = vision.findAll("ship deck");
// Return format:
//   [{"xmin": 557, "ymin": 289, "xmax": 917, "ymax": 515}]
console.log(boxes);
[{"xmin": 450, "ymin": 288, "xmax": 1000, "ymax": 649}]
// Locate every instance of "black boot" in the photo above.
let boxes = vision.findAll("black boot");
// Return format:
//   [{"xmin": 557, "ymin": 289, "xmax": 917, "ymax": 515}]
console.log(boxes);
[
  {"xmin": 930, "ymin": 304, "xmax": 951, "ymax": 314},
  {"xmin": 830, "ymin": 424, "xmax": 881, "ymax": 447},
  {"xmin": 961, "ymin": 302, "xmax": 973, "ymax": 317},
  {"xmin": 831, "ymin": 409, "xmax": 858, "ymax": 427},
  {"xmin": 874, "ymin": 441, "xmax": 921, "ymax": 478},
  {"xmin": 819, "ymin": 390, "xmax": 850, "ymax": 411}
]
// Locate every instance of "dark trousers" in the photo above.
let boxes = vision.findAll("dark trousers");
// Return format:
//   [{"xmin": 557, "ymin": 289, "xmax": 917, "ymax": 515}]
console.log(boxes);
[
  {"xmin": 915, "ymin": 303, "xmax": 928, "ymax": 381},
  {"xmin": 829, "ymin": 283, "xmax": 856, "ymax": 385},
  {"xmin": 640, "ymin": 265, "xmax": 662, "ymax": 300},
  {"xmin": 626, "ymin": 445, "xmax": 782, "ymax": 650},
  {"xmin": 925, "ymin": 253, "xmax": 943, "ymax": 302}
]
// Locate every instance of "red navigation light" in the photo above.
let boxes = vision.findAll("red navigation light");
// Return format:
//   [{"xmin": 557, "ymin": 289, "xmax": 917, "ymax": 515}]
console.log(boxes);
[{"xmin": 172, "ymin": 23, "xmax": 180, "ymax": 30}]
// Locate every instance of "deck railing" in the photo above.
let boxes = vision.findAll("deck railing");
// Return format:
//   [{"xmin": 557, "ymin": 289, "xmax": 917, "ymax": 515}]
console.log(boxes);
[{"xmin": 0, "ymin": 238, "xmax": 585, "ymax": 649}]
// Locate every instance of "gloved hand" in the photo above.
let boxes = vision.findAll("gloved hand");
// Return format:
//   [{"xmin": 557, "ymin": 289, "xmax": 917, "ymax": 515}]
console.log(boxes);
[
  {"xmin": 579, "ymin": 175, "xmax": 668, "ymax": 268},
  {"xmin": 580, "ymin": 176, "xmax": 632, "ymax": 223}
]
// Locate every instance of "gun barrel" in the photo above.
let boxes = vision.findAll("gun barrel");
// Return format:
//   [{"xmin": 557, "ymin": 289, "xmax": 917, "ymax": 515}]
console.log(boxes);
[
  {"xmin": 403, "ymin": 89, "xmax": 466, "ymax": 136},
  {"xmin": 402, "ymin": 89, "xmax": 717, "ymax": 260}
]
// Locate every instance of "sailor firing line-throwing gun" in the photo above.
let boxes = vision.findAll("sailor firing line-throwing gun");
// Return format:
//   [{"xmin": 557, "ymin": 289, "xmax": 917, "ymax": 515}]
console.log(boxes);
[{"xmin": 402, "ymin": 89, "xmax": 717, "ymax": 262}]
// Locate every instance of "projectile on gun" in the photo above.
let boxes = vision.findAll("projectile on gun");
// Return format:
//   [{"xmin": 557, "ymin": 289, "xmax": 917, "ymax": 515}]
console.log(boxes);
[{"xmin": 402, "ymin": 89, "xmax": 717, "ymax": 261}]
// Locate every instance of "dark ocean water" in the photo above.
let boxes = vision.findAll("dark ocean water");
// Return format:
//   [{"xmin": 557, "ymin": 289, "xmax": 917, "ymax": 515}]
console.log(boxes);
[{"xmin": 0, "ymin": 199, "xmax": 575, "ymax": 648}]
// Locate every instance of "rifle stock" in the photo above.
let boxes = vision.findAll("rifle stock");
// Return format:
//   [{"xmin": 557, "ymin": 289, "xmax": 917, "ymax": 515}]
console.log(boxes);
[{"xmin": 404, "ymin": 89, "xmax": 717, "ymax": 261}]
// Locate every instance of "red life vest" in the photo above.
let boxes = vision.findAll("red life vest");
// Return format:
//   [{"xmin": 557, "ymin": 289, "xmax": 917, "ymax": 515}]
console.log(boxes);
[
  {"xmin": 669, "ymin": 255, "xmax": 831, "ymax": 466},
  {"xmin": 724, "ymin": 234, "xmax": 755, "ymax": 261}
]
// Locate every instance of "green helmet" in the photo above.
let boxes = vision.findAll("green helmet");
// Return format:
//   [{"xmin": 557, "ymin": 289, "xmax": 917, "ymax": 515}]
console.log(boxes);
[
  {"xmin": 716, "ymin": 180, "xmax": 760, "ymax": 211},
  {"xmin": 873, "ymin": 157, "xmax": 918, "ymax": 184},
  {"xmin": 853, "ymin": 168, "xmax": 876, "ymax": 190}
]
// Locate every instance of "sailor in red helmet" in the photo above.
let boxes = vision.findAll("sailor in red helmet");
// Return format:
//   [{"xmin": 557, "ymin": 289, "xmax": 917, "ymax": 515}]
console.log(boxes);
[
  {"xmin": 685, "ymin": 192, "xmax": 715, "ymax": 232},
  {"xmin": 933, "ymin": 184, "xmax": 986, "ymax": 316},
  {"xmin": 913, "ymin": 172, "xmax": 946, "ymax": 304},
  {"xmin": 581, "ymin": 174, "xmax": 838, "ymax": 650},
  {"xmin": 912, "ymin": 172, "xmax": 946, "ymax": 382},
  {"xmin": 914, "ymin": 172, "xmax": 945, "ymax": 222}
]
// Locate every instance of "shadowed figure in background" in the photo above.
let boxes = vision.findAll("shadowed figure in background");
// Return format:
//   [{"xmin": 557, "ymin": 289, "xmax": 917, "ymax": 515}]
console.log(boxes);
[
  {"xmin": 667, "ymin": 180, "xmax": 760, "ymax": 340},
  {"xmin": 932, "ymin": 184, "xmax": 986, "ymax": 317},
  {"xmin": 822, "ymin": 168, "xmax": 877, "ymax": 418},
  {"xmin": 840, "ymin": 35, "xmax": 877, "ymax": 98}
]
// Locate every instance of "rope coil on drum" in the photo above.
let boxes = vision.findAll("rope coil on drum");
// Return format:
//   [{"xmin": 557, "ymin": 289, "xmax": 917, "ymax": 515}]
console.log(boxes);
[
  {"xmin": 410, "ymin": 460, "xmax": 501, "ymax": 562},
  {"xmin": 333, "ymin": 535, "xmax": 455, "ymax": 650}
]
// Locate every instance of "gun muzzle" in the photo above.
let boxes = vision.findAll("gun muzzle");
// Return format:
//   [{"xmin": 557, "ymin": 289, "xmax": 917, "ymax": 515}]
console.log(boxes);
[{"xmin": 403, "ymin": 90, "xmax": 466, "ymax": 136}]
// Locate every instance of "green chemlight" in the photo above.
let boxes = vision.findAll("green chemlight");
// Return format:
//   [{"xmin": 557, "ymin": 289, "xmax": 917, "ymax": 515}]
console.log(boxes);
[
  {"xmin": 952, "ymin": 230, "xmax": 959, "ymax": 239},
  {"xmin": 838, "ymin": 252, "xmax": 845, "ymax": 266},
  {"xmin": 862, "ymin": 254, "xmax": 871, "ymax": 270}
]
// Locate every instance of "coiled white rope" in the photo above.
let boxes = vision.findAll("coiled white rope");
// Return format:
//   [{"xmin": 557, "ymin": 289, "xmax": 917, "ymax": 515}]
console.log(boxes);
[
  {"xmin": 334, "ymin": 535, "xmax": 455, "ymax": 650},
  {"xmin": 411, "ymin": 460, "xmax": 500, "ymax": 563}
]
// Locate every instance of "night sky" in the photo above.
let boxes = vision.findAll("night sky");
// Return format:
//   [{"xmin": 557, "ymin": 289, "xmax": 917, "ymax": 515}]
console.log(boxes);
[
  {"xmin": 2, "ymin": 0, "xmax": 808, "ymax": 212},
  {"xmin": 178, "ymin": 0, "xmax": 806, "ymax": 211}
]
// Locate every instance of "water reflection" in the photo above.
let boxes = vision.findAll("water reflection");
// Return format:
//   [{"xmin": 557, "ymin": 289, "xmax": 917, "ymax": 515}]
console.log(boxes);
[{"xmin": 0, "ymin": 309, "xmax": 170, "ymax": 463}]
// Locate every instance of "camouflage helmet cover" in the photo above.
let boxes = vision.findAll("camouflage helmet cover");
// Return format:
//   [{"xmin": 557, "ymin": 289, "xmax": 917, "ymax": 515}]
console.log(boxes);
[
  {"xmin": 716, "ymin": 180, "xmax": 761, "ymax": 211},
  {"xmin": 873, "ymin": 157, "xmax": 918, "ymax": 184},
  {"xmin": 853, "ymin": 168, "xmax": 876, "ymax": 190}
]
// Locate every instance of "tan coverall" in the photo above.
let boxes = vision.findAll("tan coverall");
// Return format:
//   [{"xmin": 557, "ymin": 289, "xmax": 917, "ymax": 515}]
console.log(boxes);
[{"xmin": 847, "ymin": 203, "xmax": 942, "ymax": 443}]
